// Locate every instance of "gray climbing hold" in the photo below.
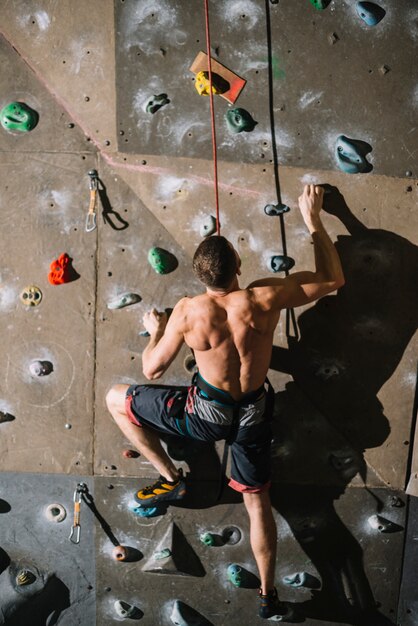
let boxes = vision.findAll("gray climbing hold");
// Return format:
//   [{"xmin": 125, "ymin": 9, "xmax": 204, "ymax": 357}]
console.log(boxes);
[
  {"xmin": 107, "ymin": 292, "xmax": 141, "ymax": 310},
  {"xmin": 200, "ymin": 215, "xmax": 217, "ymax": 237},
  {"xmin": 335, "ymin": 135, "xmax": 372, "ymax": 174},
  {"xmin": 170, "ymin": 600, "xmax": 212, "ymax": 626},
  {"xmin": 222, "ymin": 526, "xmax": 242, "ymax": 545},
  {"xmin": 356, "ymin": 2, "xmax": 386, "ymax": 26},
  {"xmin": 146, "ymin": 93, "xmax": 170, "ymax": 114},
  {"xmin": 283, "ymin": 572, "xmax": 321, "ymax": 589},
  {"xmin": 29, "ymin": 360, "xmax": 53, "ymax": 377},
  {"xmin": 264, "ymin": 203, "xmax": 290, "ymax": 217},
  {"xmin": 114, "ymin": 600, "xmax": 138, "ymax": 619},
  {"xmin": 368, "ymin": 514, "xmax": 402, "ymax": 533},
  {"xmin": 142, "ymin": 522, "xmax": 205, "ymax": 576},
  {"xmin": 0, "ymin": 411, "xmax": 15, "ymax": 423},
  {"xmin": 225, "ymin": 108, "xmax": 257, "ymax": 134},
  {"xmin": 268, "ymin": 255, "xmax": 295, "ymax": 272},
  {"xmin": 154, "ymin": 548, "xmax": 172, "ymax": 560}
]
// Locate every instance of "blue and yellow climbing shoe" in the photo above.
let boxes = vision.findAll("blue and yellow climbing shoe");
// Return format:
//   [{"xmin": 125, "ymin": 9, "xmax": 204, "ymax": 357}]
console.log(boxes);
[
  {"xmin": 134, "ymin": 469, "xmax": 186, "ymax": 507},
  {"xmin": 259, "ymin": 588, "xmax": 289, "ymax": 620}
]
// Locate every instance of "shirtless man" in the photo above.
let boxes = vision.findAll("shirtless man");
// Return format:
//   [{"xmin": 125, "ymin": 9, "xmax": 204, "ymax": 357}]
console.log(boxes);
[{"xmin": 106, "ymin": 184, "xmax": 344, "ymax": 619}]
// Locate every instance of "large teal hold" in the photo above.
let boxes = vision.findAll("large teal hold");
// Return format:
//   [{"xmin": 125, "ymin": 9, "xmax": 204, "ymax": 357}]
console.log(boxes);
[
  {"xmin": 0, "ymin": 101, "xmax": 39, "ymax": 132},
  {"xmin": 356, "ymin": 2, "xmax": 386, "ymax": 26},
  {"xmin": 335, "ymin": 135, "xmax": 373, "ymax": 174},
  {"xmin": 225, "ymin": 108, "xmax": 257, "ymax": 134},
  {"xmin": 227, "ymin": 563, "xmax": 245, "ymax": 587},
  {"xmin": 148, "ymin": 247, "xmax": 178, "ymax": 274}
]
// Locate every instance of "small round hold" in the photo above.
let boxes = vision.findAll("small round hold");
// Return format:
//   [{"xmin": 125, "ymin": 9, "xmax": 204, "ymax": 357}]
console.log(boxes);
[
  {"xmin": 104, "ymin": 140, "xmax": 110, "ymax": 146},
  {"xmin": 65, "ymin": 423, "xmax": 72, "ymax": 429},
  {"xmin": 20, "ymin": 285, "xmax": 42, "ymax": 307},
  {"xmin": 16, "ymin": 569, "xmax": 36, "ymax": 586},
  {"xmin": 84, "ymin": 96, "xmax": 90, "ymax": 102},
  {"xmin": 67, "ymin": 123, "xmax": 74, "ymax": 128},
  {"xmin": 406, "ymin": 171, "xmax": 413, "ymax": 177},
  {"xmin": 123, "ymin": 449, "xmax": 140, "ymax": 459},
  {"xmin": 45, "ymin": 503, "xmax": 66, "ymax": 523},
  {"xmin": 264, "ymin": 203, "xmax": 290, "ymax": 217},
  {"xmin": 141, "ymin": 160, "xmax": 147, "ymax": 165},
  {"xmin": 29, "ymin": 360, "xmax": 53, "ymax": 377},
  {"xmin": 112, "ymin": 545, "xmax": 128, "ymax": 561}
]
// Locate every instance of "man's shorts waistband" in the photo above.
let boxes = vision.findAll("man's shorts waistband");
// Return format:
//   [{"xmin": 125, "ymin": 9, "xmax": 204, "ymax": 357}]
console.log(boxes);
[{"xmin": 195, "ymin": 372, "xmax": 264, "ymax": 406}]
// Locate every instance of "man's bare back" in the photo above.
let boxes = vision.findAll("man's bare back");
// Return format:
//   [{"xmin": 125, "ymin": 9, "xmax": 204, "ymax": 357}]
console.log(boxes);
[{"xmin": 181, "ymin": 289, "xmax": 281, "ymax": 399}]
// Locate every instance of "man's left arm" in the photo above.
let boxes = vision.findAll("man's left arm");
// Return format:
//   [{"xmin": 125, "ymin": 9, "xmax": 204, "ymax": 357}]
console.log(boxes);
[{"xmin": 142, "ymin": 299, "xmax": 188, "ymax": 380}]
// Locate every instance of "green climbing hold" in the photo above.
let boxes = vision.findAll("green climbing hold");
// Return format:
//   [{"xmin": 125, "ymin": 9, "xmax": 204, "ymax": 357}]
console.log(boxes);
[
  {"xmin": 0, "ymin": 102, "xmax": 39, "ymax": 132},
  {"xmin": 148, "ymin": 247, "xmax": 178, "ymax": 275},
  {"xmin": 225, "ymin": 108, "xmax": 257, "ymax": 134},
  {"xmin": 146, "ymin": 93, "xmax": 170, "ymax": 114},
  {"xmin": 227, "ymin": 563, "xmax": 245, "ymax": 587},
  {"xmin": 200, "ymin": 532, "xmax": 216, "ymax": 547},
  {"xmin": 309, "ymin": 0, "xmax": 331, "ymax": 9}
]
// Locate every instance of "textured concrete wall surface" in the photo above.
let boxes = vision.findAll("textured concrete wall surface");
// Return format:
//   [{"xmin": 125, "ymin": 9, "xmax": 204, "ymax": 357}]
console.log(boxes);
[{"xmin": 0, "ymin": 0, "xmax": 417, "ymax": 624}]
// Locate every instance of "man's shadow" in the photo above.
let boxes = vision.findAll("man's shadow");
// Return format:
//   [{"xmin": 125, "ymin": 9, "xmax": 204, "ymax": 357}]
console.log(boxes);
[{"xmin": 269, "ymin": 186, "xmax": 418, "ymax": 625}]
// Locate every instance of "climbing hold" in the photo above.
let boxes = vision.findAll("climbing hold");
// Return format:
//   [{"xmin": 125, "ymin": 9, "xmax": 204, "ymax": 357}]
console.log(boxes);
[
  {"xmin": 195, "ymin": 70, "xmax": 230, "ymax": 96},
  {"xmin": 190, "ymin": 51, "xmax": 246, "ymax": 105},
  {"xmin": 200, "ymin": 532, "xmax": 216, "ymax": 547},
  {"xmin": 283, "ymin": 572, "xmax": 321, "ymax": 589},
  {"xmin": 390, "ymin": 496, "xmax": 405, "ymax": 508},
  {"xmin": 148, "ymin": 247, "xmax": 178, "ymax": 275},
  {"xmin": 48, "ymin": 253, "xmax": 79, "ymax": 285},
  {"xmin": 45, "ymin": 503, "xmax": 66, "ymax": 523},
  {"xmin": 123, "ymin": 449, "xmax": 140, "ymax": 459},
  {"xmin": 112, "ymin": 545, "xmax": 128, "ymax": 561},
  {"xmin": 170, "ymin": 600, "xmax": 212, "ymax": 626},
  {"xmin": 200, "ymin": 215, "xmax": 217, "ymax": 238},
  {"xmin": 225, "ymin": 108, "xmax": 257, "ymax": 134},
  {"xmin": 139, "ymin": 330, "xmax": 150, "ymax": 337},
  {"xmin": 268, "ymin": 255, "xmax": 295, "ymax": 272},
  {"xmin": 264, "ymin": 203, "xmax": 290, "ymax": 217},
  {"xmin": 29, "ymin": 360, "xmax": 53, "ymax": 377},
  {"xmin": 146, "ymin": 93, "xmax": 170, "ymax": 114},
  {"xmin": 222, "ymin": 526, "xmax": 242, "ymax": 545},
  {"xmin": 154, "ymin": 548, "xmax": 172, "ymax": 560},
  {"xmin": 184, "ymin": 353, "xmax": 197, "ymax": 374},
  {"xmin": 64, "ymin": 423, "xmax": 72, "ymax": 429},
  {"xmin": 20, "ymin": 285, "xmax": 42, "ymax": 307},
  {"xmin": 227, "ymin": 564, "xmax": 246, "ymax": 587},
  {"xmin": 0, "ymin": 411, "xmax": 15, "ymax": 423},
  {"xmin": 328, "ymin": 32, "xmax": 339, "ymax": 45},
  {"xmin": 107, "ymin": 292, "xmax": 141, "ymax": 310},
  {"xmin": 379, "ymin": 64, "xmax": 390, "ymax": 75},
  {"xmin": 129, "ymin": 502, "xmax": 160, "ymax": 517},
  {"xmin": 114, "ymin": 600, "xmax": 139, "ymax": 619},
  {"xmin": 0, "ymin": 102, "xmax": 39, "ymax": 132},
  {"xmin": 309, "ymin": 0, "xmax": 331, "ymax": 9},
  {"xmin": 16, "ymin": 569, "xmax": 37, "ymax": 586},
  {"xmin": 368, "ymin": 514, "xmax": 402, "ymax": 533},
  {"xmin": 335, "ymin": 135, "xmax": 373, "ymax": 174},
  {"xmin": 356, "ymin": 2, "xmax": 386, "ymax": 26}
]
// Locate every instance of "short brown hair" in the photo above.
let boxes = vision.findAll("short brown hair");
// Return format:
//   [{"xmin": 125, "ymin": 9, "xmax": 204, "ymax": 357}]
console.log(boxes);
[{"xmin": 193, "ymin": 236, "xmax": 237, "ymax": 289}]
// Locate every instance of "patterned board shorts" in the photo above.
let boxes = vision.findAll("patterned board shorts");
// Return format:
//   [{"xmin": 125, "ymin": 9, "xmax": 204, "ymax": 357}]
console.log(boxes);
[{"xmin": 125, "ymin": 383, "xmax": 272, "ymax": 494}]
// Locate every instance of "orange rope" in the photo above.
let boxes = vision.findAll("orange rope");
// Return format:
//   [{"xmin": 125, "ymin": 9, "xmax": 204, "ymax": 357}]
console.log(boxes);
[{"xmin": 203, "ymin": 0, "xmax": 220, "ymax": 235}]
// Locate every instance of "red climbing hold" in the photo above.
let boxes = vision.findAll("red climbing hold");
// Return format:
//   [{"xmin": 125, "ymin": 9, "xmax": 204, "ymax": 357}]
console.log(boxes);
[
  {"xmin": 123, "ymin": 449, "xmax": 140, "ymax": 459},
  {"xmin": 48, "ymin": 253, "xmax": 78, "ymax": 285}
]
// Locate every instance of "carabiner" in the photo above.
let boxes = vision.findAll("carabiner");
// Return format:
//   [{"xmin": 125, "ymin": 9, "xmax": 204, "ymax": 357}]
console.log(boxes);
[
  {"xmin": 85, "ymin": 169, "xmax": 98, "ymax": 233},
  {"xmin": 85, "ymin": 211, "xmax": 97, "ymax": 233},
  {"xmin": 69, "ymin": 482, "xmax": 88, "ymax": 544}
]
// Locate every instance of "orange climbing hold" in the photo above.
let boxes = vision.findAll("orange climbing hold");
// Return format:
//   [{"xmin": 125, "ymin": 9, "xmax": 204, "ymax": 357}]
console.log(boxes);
[{"xmin": 48, "ymin": 253, "xmax": 78, "ymax": 285}]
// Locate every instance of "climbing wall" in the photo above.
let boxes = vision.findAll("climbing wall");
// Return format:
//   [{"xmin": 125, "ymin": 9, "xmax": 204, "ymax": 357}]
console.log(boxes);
[{"xmin": 0, "ymin": 0, "xmax": 417, "ymax": 624}]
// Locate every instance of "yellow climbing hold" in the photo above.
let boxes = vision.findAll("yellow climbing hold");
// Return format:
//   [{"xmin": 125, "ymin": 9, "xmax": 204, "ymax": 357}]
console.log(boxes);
[{"xmin": 195, "ymin": 71, "xmax": 229, "ymax": 96}]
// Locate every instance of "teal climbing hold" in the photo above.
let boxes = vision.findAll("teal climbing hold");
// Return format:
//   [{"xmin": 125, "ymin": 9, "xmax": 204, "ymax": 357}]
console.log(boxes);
[
  {"xmin": 227, "ymin": 563, "xmax": 246, "ymax": 587},
  {"xmin": 0, "ymin": 102, "xmax": 39, "ymax": 132},
  {"xmin": 335, "ymin": 135, "xmax": 372, "ymax": 174},
  {"xmin": 146, "ymin": 93, "xmax": 170, "ymax": 114},
  {"xmin": 269, "ymin": 255, "xmax": 295, "ymax": 272},
  {"xmin": 107, "ymin": 292, "xmax": 141, "ymax": 310},
  {"xmin": 309, "ymin": 0, "xmax": 331, "ymax": 9},
  {"xmin": 200, "ymin": 532, "xmax": 216, "ymax": 547},
  {"xmin": 264, "ymin": 203, "xmax": 290, "ymax": 217},
  {"xmin": 129, "ymin": 502, "xmax": 159, "ymax": 517},
  {"xmin": 226, "ymin": 108, "xmax": 257, "ymax": 134},
  {"xmin": 356, "ymin": 2, "xmax": 386, "ymax": 26},
  {"xmin": 148, "ymin": 247, "xmax": 178, "ymax": 274},
  {"xmin": 154, "ymin": 548, "xmax": 172, "ymax": 560}
]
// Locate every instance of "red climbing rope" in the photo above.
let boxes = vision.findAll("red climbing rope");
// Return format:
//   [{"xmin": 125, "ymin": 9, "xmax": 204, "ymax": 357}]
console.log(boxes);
[{"xmin": 204, "ymin": 0, "xmax": 221, "ymax": 235}]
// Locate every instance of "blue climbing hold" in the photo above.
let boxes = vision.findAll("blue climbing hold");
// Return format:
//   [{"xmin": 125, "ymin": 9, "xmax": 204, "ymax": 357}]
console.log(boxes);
[
  {"xmin": 335, "ymin": 135, "xmax": 373, "ymax": 174},
  {"xmin": 264, "ymin": 203, "xmax": 290, "ymax": 217},
  {"xmin": 227, "ymin": 563, "xmax": 244, "ymax": 587},
  {"xmin": 129, "ymin": 502, "xmax": 159, "ymax": 518},
  {"xmin": 283, "ymin": 572, "xmax": 321, "ymax": 589},
  {"xmin": 269, "ymin": 255, "xmax": 295, "ymax": 273},
  {"xmin": 356, "ymin": 2, "xmax": 386, "ymax": 26}
]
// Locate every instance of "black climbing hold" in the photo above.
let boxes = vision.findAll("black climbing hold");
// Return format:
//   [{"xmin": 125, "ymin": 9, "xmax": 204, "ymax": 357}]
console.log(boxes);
[
  {"xmin": 225, "ymin": 108, "xmax": 257, "ymax": 134},
  {"xmin": 0, "ymin": 411, "xmax": 15, "ymax": 424},
  {"xmin": 146, "ymin": 94, "xmax": 170, "ymax": 114},
  {"xmin": 335, "ymin": 135, "xmax": 373, "ymax": 174},
  {"xmin": 264, "ymin": 203, "xmax": 290, "ymax": 216},
  {"xmin": 269, "ymin": 255, "xmax": 295, "ymax": 273},
  {"xmin": 356, "ymin": 2, "xmax": 386, "ymax": 26}
]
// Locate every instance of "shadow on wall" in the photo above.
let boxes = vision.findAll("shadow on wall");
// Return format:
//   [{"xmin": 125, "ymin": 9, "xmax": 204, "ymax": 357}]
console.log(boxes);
[{"xmin": 269, "ymin": 187, "xmax": 417, "ymax": 625}]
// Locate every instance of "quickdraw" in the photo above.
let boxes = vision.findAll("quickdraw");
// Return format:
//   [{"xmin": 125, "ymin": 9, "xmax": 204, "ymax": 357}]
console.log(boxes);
[
  {"xmin": 69, "ymin": 482, "xmax": 88, "ymax": 544},
  {"xmin": 85, "ymin": 169, "xmax": 98, "ymax": 232}
]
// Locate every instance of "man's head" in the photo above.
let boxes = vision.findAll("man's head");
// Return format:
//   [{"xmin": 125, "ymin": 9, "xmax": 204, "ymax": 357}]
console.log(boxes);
[{"xmin": 193, "ymin": 236, "xmax": 241, "ymax": 290}]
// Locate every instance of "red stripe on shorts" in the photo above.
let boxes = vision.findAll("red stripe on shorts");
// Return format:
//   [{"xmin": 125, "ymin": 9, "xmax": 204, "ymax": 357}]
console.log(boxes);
[
  {"xmin": 125, "ymin": 393, "xmax": 142, "ymax": 427},
  {"xmin": 228, "ymin": 478, "xmax": 271, "ymax": 494}
]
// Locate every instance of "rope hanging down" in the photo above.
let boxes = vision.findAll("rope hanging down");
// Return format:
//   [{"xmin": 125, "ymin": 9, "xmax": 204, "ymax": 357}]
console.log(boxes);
[{"xmin": 204, "ymin": 0, "xmax": 221, "ymax": 235}]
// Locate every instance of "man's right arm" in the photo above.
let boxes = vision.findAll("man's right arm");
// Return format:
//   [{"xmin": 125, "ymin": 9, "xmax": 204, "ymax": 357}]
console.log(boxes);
[{"xmin": 249, "ymin": 185, "xmax": 345, "ymax": 309}]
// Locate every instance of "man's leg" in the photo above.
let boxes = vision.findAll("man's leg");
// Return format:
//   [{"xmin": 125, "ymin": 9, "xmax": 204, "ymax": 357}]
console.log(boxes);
[
  {"xmin": 243, "ymin": 490, "xmax": 277, "ymax": 594},
  {"xmin": 105, "ymin": 384, "xmax": 179, "ymax": 482}
]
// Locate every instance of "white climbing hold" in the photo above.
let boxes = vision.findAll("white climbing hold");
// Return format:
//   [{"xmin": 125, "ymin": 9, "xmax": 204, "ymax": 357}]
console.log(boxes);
[
  {"xmin": 45, "ymin": 503, "xmax": 66, "ymax": 523},
  {"xmin": 114, "ymin": 600, "xmax": 137, "ymax": 619},
  {"xmin": 199, "ymin": 216, "xmax": 217, "ymax": 238},
  {"xmin": 107, "ymin": 292, "xmax": 141, "ymax": 310},
  {"xmin": 29, "ymin": 360, "xmax": 53, "ymax": 376}
]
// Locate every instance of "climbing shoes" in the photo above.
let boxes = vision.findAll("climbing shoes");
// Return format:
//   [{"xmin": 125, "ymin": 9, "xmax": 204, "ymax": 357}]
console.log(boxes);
[
  {"xmin": 134, "ymin": 468, "xmax": 186, "ymax": 507},
  {"xmin": 259, "ymin": 588, "xmax": 290, "ymax": 620}
]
